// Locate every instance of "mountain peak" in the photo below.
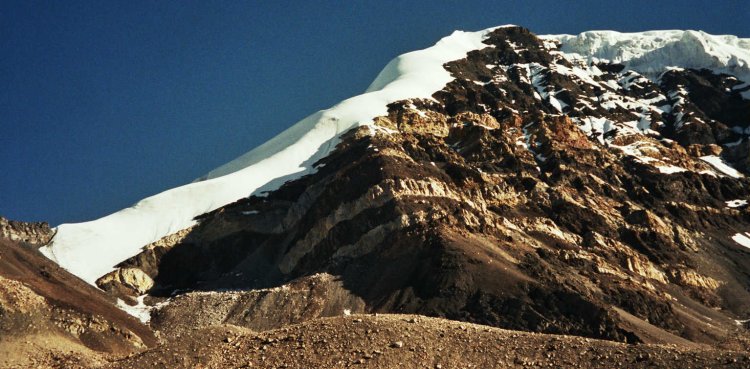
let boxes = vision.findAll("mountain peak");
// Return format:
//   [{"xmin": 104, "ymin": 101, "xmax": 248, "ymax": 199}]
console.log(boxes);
[
  {"xmin": 9, "ymin": 19, "xmax": 750, "ymax": 368},
  {"xmin": 40, "ymin": 28, "xmax": 750, "ymax": 343}
]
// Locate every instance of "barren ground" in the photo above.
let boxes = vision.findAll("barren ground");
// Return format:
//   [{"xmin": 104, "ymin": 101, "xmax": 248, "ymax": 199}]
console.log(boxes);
[{"xmin": 108, "ymin": 314, "xmax": 750, "ymax": 369}]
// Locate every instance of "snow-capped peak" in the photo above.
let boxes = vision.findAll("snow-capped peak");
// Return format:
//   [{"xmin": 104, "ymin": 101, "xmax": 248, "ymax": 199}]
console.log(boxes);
[
  {"xmin": 39, "ymin": 26, "xmax": 750, "ymax": 287},
  {"xmin": 40, "ymin": 27, "xmax": 498, "ymax": 285}
]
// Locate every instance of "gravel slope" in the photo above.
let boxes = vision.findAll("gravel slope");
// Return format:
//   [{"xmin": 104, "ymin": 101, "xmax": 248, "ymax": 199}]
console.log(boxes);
[{"xmin": 109, "ymin": 314, "xmax": 750, "ymax": 369}]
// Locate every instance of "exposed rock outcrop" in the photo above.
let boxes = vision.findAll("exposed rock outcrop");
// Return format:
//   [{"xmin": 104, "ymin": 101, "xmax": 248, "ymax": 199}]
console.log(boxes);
[
  {"xmin": 0, "ymin": 216, "xmax": 53, "ymax": 246},
  {"xmin": 96, "ymin": 267, "xmax": 155, "ymax": 298}
]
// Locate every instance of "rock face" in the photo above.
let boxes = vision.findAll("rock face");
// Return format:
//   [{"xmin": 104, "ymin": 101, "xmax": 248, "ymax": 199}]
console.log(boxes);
[
  {"xmin": 98, "ymin": 26, "xmax": 750, "ymax": 350},
  {"xmin": 0, "ymin": 216, "xmax": 53, "ymax": 246},
  {"xmin": 96, "ymin": 267, "xmax": 155, "ymax": 297}
]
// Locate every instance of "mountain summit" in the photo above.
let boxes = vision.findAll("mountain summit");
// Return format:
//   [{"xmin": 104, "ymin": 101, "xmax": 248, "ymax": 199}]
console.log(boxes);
[
  {"xmin": 42, "ymin": 26, "xmax": 750, "ymax": 284},
  {"xmin": 14, "ymin": 25, "xmax": 750, "ymax": 367}
]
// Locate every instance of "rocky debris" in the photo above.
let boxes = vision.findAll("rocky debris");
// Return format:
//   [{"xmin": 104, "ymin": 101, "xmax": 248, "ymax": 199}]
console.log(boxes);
[
  {"xmin": 0, "ymin": 216, "xmax": 53, "ymax": 247},
  {"xmin": 150, "ymin": 273, "xmax": 366, "ymax": 338},
  {"xmin": 109, "ymin": 314, "xmax": 750, "ymax": 369},
  {"xmin": 0, "ymin": 274, "xmax": 52, "ymax": 351},
  {"xmin": 625, "ymin": 256, "xmax": 668, "ymax": 284},
  {"xmin": 0, "ymin": 334, "xmax": 106, "ymax": 369}
]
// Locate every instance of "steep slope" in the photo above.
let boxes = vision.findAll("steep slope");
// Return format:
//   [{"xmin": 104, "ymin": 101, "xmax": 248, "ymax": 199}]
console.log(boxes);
[
  {"xmin": 0, "ymin": 219, "xmax": 156, "ymax": 368},
  {"xmin": 84, "ymin": 26, "xmax": 750, "ymax": 349}
]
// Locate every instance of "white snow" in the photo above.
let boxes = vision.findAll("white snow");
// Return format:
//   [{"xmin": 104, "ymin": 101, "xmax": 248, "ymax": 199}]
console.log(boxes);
[
  {"xmin": 115, "ymin": 295, "xmax": 166, "ymax": 323},
  {"xmin": 522, "ymin": 62, "xmax": 568, "ymax": 113},
  {"xmin": 726, "ymin": 199, "xmax": 748, "ymax": 208},
  {"xmin": 548, "ymin": 92, "xmax": 568, "ymax": 112},
  {"xmin": 656, "ymin": 165, "xmax": 688, "ymax": 174},
  {"xmin": 732, "ymin": 232, "xmax": 750, "ymax": 249},
  {"xmin": 41, "ymin": 26, "xmax": 505, "ymax": 285},
  {"xmin": 552, "ymin": 61, "xmax": 601, "ymax": 86},
  {"xmin": 575, "ymin": 116, "xmax": 614, "ymax": 143},
  {"xmin": 700, "ymin": 155, "xmax": 744, "ymax": 178},
  {"xmin": 541, "ymin": 30, "xmax": 750, "ymax": 84},
  {"xmin": 520, "ymin": 48, "xmax": 670, "ymax": 147}
]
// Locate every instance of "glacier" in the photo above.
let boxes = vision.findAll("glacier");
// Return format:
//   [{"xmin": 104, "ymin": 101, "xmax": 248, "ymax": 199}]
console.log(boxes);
[{"xmin": 541, "ymin": 30, "xmax": 750, "ymax": 95}]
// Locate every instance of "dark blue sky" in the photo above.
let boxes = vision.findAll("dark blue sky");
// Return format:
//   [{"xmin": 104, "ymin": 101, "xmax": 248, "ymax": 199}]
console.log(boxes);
[{"xmin": 2, "ymin": 1, "xmax": 749, "ymax": 225}]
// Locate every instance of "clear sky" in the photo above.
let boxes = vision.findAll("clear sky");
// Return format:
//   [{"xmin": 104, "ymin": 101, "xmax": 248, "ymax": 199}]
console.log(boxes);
[{"xmin": 2, "ymin": 1, "xmax": 749, "ymax": 225}]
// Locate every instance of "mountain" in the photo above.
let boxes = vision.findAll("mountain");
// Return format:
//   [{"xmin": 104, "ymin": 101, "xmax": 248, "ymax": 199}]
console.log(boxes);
[{"xmin": 16, "ymin": 25, "xmax": 750, "ymax": 366}]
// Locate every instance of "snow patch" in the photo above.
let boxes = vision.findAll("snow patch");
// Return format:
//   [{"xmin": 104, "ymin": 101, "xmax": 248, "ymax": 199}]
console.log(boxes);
[
  {"xmin": 732, "ymin": 233, "xmax": 750, "ymax": 249},
  {"xmin": 726, "ymin": 199, "xmax": 748, "ymax": 208},
  {"xmin": 700, "ymin": 155, "xmax": 743, "ymax": 178},
  {"xmin": 656, "ymin": 165, "xmax": 688, "ymax": 174},
  {"xmin": 116, "ymin": 295, "xmax": 168, "ymax": 323}
]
